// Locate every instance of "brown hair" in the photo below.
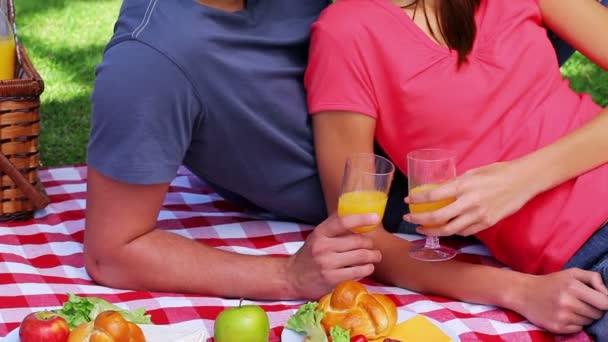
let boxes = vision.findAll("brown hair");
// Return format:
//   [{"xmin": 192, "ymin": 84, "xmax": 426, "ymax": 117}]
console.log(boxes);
[{"xmin": 404, "ymin": 0, "xmax": 481, "ymax": 65}]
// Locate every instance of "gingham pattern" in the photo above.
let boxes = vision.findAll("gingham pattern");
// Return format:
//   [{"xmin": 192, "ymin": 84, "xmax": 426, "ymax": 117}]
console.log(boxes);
[{"xmin": 0, "ymin": 166, "xmax": 591, "ymax": 341}]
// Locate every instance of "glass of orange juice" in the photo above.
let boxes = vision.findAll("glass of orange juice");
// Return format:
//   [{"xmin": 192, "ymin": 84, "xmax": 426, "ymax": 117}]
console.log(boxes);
[
  {"xmin": 407, "ymin": 148, "xmax": 457, "ymax": 261},
  {"xmin": 337, "ymin": 153, "xmax": 395, "ymax": 233},
  {"xmin": 0, "ymin": 6, "xmax": 15, "ymax": 81}
]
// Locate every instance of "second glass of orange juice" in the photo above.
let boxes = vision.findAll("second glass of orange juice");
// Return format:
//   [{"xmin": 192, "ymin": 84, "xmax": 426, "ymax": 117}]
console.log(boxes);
[
  {"xmin": 337, "ymin": 153, "xmax": 395, "ymax": 233},
  {"xmin": 407, "ymin": 148, "xmax": 458, "ymax": 261}
]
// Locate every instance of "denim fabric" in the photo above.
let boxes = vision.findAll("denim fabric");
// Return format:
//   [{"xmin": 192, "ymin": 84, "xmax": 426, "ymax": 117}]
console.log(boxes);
[
  {"xmin": 551, "ymin": 0, "xmax": 608, "ymax": 65},
  {"xmin": 564, "ymin": 224, "xmax": 608, "ymax": 342}
]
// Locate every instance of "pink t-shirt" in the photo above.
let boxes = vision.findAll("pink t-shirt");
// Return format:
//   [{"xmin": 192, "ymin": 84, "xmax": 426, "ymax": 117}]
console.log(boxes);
[{"xmin": 305, "ymin": 0, "xmax": 608, "ymax": 274}]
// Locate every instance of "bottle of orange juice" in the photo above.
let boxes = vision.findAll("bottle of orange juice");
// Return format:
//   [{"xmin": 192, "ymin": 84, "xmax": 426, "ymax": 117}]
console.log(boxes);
[{"xmin": 0, "ymin": 4, "xmax": 15, "ymax": 81}]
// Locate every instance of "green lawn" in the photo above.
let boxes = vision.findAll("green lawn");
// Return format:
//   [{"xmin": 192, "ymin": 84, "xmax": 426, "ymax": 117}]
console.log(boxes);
[
  {"xmin": 563, "ymin": 53, "xmax": 608, "ymax": 107},
  {"xmin": 14, "ymin": 0, "xmax": 121, "ymax": 167},
  {"xmin": 12, "ymin": 0, "xmax": 608, "ymax": 167}
]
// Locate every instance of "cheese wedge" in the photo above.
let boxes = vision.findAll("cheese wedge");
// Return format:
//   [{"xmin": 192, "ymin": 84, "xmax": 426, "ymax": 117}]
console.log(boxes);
[{"xmin": 371, "ymin": 315, "xmax": 452, "ymax": 342}]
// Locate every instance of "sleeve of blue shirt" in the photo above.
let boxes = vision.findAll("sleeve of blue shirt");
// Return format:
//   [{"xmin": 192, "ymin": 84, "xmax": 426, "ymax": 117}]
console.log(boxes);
[{"xmin": 87, "ymin": 40, "xmax": 203, "ymax": 184}]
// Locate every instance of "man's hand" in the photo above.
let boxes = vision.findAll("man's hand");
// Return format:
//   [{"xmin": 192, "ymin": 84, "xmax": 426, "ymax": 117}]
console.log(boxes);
[
  {"xmin": 405, "ymin": 161, "xmax": 535, "ymax": 237},
  {"xmin": 286, "ymin": 213, "xmax": 382, "ymax": 299},
  {"xmin": 516, "ymin": 268, "xmax": 608, "ymax": 334}
]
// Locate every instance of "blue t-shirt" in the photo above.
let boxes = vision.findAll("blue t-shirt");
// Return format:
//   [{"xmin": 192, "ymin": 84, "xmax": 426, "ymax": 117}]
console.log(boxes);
[{"xmin": 88, "ymin": 0, "xmax": 330, "ymax": 224}]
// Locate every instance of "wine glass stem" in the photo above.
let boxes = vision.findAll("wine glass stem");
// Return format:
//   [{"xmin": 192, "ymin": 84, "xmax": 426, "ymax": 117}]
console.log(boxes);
[{"xmin": 424, "ymin": 236, "xmax": 440, "ymax": 249}]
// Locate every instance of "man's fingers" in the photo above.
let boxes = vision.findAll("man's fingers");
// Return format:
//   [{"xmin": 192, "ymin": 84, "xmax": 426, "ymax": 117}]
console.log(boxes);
[
  {"xmin": 407, "ymin": 180, "xmax": 459, "ymax": 204},
  {"xmin": 321, "ymin": 213, "xmax": 380, "ymax": 237},
  {"xmin": 331, "ymin": 234, "xmax": 375, "ymax": 253},
  {"xmin": 322, "ymin": 249, "xmax": 382, "ymax": 270},
  {"xmin": 325, "ymin": 264, "xmax": 376, "ymax": 284}
]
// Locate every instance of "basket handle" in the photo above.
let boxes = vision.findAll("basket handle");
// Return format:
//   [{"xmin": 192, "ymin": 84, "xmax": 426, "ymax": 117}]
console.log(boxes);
[{"xmin": 0, "ymin": 152, "xmax": 49, "ymax": 209}]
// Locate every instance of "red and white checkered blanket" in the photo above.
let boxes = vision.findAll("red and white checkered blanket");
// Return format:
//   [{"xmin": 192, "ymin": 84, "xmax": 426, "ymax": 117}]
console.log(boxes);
[{"xmin": 0, "ymin": 166, "xmax": 591, "ymax": 341}]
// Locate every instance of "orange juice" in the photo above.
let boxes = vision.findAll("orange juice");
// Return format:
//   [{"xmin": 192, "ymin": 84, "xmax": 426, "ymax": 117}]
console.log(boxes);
[
  {"xmin": 409, "ymin": 184, "xmax": 455, "ymax": 227},
  {"xmin": 338, "ymin": 190, "xmax": 388, "ymax": 233},
  {"xmin": 0, "ymin": 37, "xmax": 15, "ymax": 80}
]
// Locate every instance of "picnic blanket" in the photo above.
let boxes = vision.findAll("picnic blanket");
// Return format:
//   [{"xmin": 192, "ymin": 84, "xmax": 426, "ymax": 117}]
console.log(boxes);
[{"xmin": 0, "ymin": 165, "xmax": 592, "ymax": 341}]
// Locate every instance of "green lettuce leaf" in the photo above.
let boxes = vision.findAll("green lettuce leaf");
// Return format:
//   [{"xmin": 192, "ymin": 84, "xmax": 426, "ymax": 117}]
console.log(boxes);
[
  {"xmin": 53, "ymin": 293, "xmax": 152, "ymax": 329},
  {"xmin": 286, "ymin": 302, "xmax": 328, "ymax": 342},
  {"xmin": 329, "ymin": 326, "xmax": 350, "ymax": 342}
]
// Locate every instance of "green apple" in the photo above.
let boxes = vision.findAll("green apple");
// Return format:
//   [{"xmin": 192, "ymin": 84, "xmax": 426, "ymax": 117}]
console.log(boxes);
[{"xmin": 214, "ymin": 301, "xmax": 270, "ymax": 342}]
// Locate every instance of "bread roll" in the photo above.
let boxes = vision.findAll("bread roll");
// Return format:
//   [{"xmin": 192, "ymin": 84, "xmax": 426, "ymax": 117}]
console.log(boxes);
[
  {"xmin": 68, "ymin": 310, "xmax": 146, "ymax": 342},
  {"xmin": 318, "ymin": 281, "xmax": 397, "ymax": 339}
]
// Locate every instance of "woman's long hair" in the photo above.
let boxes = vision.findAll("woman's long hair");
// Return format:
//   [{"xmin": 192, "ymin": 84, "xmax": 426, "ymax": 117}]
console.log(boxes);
[{"xmin": 404, "ymin": 0, "xmax": 481, "ymax": 65}]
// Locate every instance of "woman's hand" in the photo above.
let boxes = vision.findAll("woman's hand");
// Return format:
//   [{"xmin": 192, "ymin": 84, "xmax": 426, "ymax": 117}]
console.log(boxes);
[
  {"xmin": 286, "ymin": 213, "xmax": 382, "ymax": 299},
  {"xmin": 515, "ymin": 268, "xmax": 608, "ymax": 334},
  {"xmin": 404, "ymin": 161, "xmax": 537, "ymax": 237}
]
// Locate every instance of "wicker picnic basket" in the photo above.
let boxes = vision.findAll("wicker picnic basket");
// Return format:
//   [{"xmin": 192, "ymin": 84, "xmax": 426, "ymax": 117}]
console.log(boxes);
[{"xmin": 0, "ymin": 0, "xmax": 49, "ymax": 221}]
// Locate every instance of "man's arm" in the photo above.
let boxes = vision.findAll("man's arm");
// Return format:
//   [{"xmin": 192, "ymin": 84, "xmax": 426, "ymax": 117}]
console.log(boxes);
[
  {"xmin": 84, "ymin": 167, "xmax": 382, "ymax": 300},
  {"xmin": 540, "ymin": 0, "xmax": 608, "ymax": 70},
  {"xmin": 84, "ymin": 167, "xmax": 297, "ymax": 299},
  {"xmin": 312, "ymin": 111, "xmax": 608, "ymax": 334}
]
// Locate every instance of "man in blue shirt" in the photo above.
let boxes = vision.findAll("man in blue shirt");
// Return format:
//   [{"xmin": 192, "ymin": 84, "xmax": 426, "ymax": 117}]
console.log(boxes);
[
  {"xmin": 85, "ymin": 0, "xmax": 608, "ymax": 334},
  {"xmin": 87, "ymin": 0, "xmax": 367, "ymax": 301}
]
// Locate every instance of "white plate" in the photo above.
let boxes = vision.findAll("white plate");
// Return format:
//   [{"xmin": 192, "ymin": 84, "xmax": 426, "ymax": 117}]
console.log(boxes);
[
  {"xmin": 2, "ymin": 320, "xmax": 208, "ymax": 342},
  {"xmin": 281, "ymin": 309, "xmax": 461, "ymax": 342}
]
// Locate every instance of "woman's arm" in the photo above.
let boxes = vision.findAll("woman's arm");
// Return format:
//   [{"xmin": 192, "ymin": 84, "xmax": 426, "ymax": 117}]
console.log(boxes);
[
  {"xmin": 408, "ymin": 106, "xmax": 608, "ymax": 236},
  {"xmin": 312, "ymin": 110, "xmax": 608, "ymax": 334},
  {"xmin": 539, "ymin": 0, "xmax": 608, "ymax": 70}
]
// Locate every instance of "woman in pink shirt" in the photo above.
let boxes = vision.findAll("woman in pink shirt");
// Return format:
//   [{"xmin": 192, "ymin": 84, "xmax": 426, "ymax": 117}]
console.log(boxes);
[{"xmin": 305, "ymin": 0, "xmax": 608, "ymax": 338}]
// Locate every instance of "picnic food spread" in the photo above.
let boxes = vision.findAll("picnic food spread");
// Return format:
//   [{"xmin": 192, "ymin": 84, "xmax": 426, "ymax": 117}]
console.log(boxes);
[
  {"xmin": 213, "ymin": 302, "xmax": 270, "ymax": 342},
  {"xmin": 17, "ymin": 294, "xmax": 151, "ymax": 342},
  {"xmin": 67, "ymin": 310, "xmax": 145, "ymax": 342},
  {"xmin": 18, "ymin": 311, "xmax": 70, "ymax": 342},
  {"xmin": 286, "ymin": 280, "xmax": 452, "ymax": 342},
  {"xmin": 318, "ymin": 280, "xmax": 397, "ymax": 339},
  {"xmin": 17, "ymin": 283, "xmax": 453, "ymax": 342},
  {"xmin": 52, "ymin": 294, "xmax": 152, "ymax": 330}
]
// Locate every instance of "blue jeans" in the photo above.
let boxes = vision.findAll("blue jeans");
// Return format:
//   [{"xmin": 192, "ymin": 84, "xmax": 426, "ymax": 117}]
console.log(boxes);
[
  {"xmin": 550, "ymin": 0, "xmax": 608, "ymax": 65},
  {"xmin": 564, "ymin": 224, "xmax": 608, "ymax": 342}
]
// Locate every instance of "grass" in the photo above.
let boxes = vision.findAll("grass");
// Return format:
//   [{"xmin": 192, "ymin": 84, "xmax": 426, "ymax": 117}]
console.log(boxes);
[
  {"xmin": 10, "ymin": 0, "xmax": 608, "ymax": 167},
  {"xmin": 563, "ymin": 53, "xmax": 608, "ymax": 107},
  {"xmin": 13, "ymin": 0, "xmax": 121, "ymax": 167}
]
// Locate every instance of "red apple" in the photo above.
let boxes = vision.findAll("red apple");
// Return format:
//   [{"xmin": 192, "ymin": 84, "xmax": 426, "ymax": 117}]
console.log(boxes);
[{"xmin": 19, "ymin": 311, "xmax": 70, "ymax": 342}]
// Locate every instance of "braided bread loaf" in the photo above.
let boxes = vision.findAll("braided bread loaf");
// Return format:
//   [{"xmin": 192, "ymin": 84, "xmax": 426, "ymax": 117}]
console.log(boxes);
[{"xmin": 318, "ymin": 281, "xmax": 397, "ymax": 339}]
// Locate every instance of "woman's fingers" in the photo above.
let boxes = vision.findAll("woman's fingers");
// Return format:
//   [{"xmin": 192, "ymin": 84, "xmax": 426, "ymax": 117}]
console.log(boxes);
[
  {"xmin": 413, "ymin": 209, "xmax": 479, "ymax": 237},
  {"xmin": 407, "ymin": 179, "xmax": 460, "ymax": 204},
  {"xmin": 567, "ymin": 283, "xmax": 605, "ymax": 320},
  {"xmin": 572, "ymin": 269, "xmax": 608, "ymax": 311}
]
